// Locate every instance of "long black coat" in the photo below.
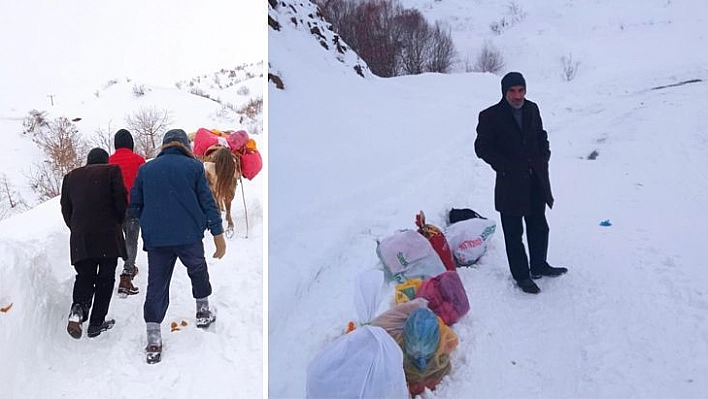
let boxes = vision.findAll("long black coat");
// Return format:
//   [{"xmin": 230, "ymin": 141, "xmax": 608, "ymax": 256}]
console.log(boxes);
[
  {"xmin": 60, "ymin": 164, "xmax": 128, "ymax": 264},
  {"xmin": 475, "ymin": 98, "xmax": 554, "ymax": 216}
]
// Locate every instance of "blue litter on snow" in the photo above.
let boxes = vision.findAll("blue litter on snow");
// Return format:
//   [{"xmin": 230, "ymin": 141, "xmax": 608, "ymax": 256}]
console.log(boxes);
[{"xmin": 600, "ymin": 219, "xmax": 612, "ymax": 227}]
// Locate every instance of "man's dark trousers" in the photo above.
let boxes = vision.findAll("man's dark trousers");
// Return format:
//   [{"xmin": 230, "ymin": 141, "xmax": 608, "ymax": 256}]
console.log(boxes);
[
  {"xmin": 73, "ymin": 257, "xmax": 118, "ymax": 326},
  {"xmin": 143, "ymin": 241, "xmax": 212, "ymax": 324},
  {"xmin": 500, "ymin": 173, "xmax": 550, "ymax": 281}
]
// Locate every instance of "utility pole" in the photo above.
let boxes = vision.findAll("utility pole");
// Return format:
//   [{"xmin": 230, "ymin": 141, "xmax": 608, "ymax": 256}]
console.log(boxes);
[{"xmin": 47, "ymin": 94, "xmax": 55, "ymax": 106}]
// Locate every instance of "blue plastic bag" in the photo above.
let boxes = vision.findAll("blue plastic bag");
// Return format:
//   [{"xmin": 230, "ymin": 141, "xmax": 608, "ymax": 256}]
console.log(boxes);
[{"xmin": 402, "ymin": 307, "xmax": 440, "ymax": 371}]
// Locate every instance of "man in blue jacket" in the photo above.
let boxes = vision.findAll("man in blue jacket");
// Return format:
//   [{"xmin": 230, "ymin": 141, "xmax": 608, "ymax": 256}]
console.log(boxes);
[{"xmin": 130, "ymin": 129, "xmax": 226, "ymax": 363}]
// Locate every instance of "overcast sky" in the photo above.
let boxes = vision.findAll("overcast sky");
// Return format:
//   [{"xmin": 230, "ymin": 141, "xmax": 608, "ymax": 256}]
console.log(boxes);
[{"xmin": 0, "ymin": 0, "xmax": 264, "ymax": 109}]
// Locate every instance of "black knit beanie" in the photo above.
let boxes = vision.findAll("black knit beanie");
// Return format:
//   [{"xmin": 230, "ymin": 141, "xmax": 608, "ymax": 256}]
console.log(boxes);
[
  {"xmin": 501, "ymin": 72, "xmax": 526, "ymax": 95},
  {"xmin": 86, "ymin": 148, "xmax": 109, "ymax": 165},
  {"xmin": 114, "ymin": 129, "xmax": 134, "ymax": 151},
  {"xmin": 162, "ymin": 129, "xmax": 191, "ymax": 149}
]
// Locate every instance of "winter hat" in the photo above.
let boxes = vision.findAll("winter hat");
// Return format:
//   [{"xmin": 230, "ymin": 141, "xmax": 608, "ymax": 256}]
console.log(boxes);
[
  {"xmin": 114, "ymin": 129, "xmax": 134, "ymax": 151},
  {"xmin": 86, "ymin": 148, "xmax": 109, "ymax": 165},
  {"xmin": 501, "ymin": 72, "xmax": 526, "ymax": 95},
  {"xmin": 162, "ymin": 129, "xmax": 191, "ymax": 149}
]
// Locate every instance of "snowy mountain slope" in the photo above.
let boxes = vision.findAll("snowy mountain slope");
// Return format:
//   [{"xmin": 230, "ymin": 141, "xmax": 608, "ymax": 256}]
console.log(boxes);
[
  {"xmin": 0, "ymin": 64, "xmax": 264, "ymax": 214},
  {"xmin": 269, "ymin": 0, "xmax": 708, "ymax": 397},
  {"xmin": 268, "ymin": 0, "xmax": 371, "ymax": 90}
]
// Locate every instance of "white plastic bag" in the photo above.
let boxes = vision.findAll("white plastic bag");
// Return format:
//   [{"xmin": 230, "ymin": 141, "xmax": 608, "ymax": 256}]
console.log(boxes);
[
  {"xmin": 354, "ymin": 269, "xmax": 385, "ymax": 324},
  {"xmin": 306, "ymin": 325, "xmax": 409, "ymax": 399},
  {"xmin": 376, "ymin": 230, "xmax": 446, "ymax": 283},
  {"xmin": 444, "ymin": 218, "xmax": 496, "ymax": 266}
]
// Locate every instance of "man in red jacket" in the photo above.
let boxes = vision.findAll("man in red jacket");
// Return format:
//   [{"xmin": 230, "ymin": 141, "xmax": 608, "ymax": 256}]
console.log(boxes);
[{"xmin": 109, "ymin": 129, "xmax": 146, "ymax": 296}]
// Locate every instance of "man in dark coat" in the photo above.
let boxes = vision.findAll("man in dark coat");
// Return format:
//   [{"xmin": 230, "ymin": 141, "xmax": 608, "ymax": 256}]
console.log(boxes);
[
  {"xmin": 60, "ymin": 148, "xmax": 127, "ymax": 338},
  {"xmin": 475, "ymin": 72, "xmax": 567, "ymax": 294},
  {"xmin": 130, "ymin": 128, "xmax": 226, "ymax": 363}
]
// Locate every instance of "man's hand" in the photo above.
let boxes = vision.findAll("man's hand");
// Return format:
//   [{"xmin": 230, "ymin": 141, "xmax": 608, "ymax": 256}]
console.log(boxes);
[{"xmin": 213, "ymin": 234, "xmax": 226, "ymax": 259}]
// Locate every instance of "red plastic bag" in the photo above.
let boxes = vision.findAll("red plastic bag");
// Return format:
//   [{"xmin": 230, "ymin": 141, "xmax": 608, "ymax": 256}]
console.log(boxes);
[
  {"xmin": 240, "ymin": 150, "xmax": 262, "ymax": 180},
  {"xmin": 416, "ymin": 211, "xmax": 456, "ymax": 271},
  {"xmin": 415, "ymin": 271, "xmax": 470, "ymax": 325}
]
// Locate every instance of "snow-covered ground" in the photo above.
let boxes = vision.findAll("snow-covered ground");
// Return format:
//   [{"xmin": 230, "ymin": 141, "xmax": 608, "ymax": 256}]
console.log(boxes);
[
  {"xmin": 0, "ymin": 2, "xmax": 264, "ymax": 398},
  {"xmin": 268, "ymin": 0, "xmax": 708, "ymax": 398}
]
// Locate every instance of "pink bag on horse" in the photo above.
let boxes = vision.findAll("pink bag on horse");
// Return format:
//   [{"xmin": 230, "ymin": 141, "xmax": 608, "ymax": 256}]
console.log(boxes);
[
  {"xmin": 227, "ymin": 130, "xmax": 249, "ymax": 152},
  {"xmin": 193, "ymin": 128, "xmax": 219, "ymax": 156},
  {"xmin": 240, "ymin": 150, "xmax": 262, "ymax": 180},
  {"xmin": 415, "ymin": 271, "xmax": 469, "ymax": 325}
]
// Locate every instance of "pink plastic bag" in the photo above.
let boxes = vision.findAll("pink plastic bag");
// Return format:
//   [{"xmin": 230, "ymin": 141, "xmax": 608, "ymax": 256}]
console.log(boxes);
[
  {"xmin": 193, "ymin": 128, "xmax": 219, "ymax": 156},
  {"xmin": 415, "ymin": 271, "xmax": 470, "ymax": 325},
  {"xmin": 227, "ymin": 130, "xmax": 249, "ymax": 152}
]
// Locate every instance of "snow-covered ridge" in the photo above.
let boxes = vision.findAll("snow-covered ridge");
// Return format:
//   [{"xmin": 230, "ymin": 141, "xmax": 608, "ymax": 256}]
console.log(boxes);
[{"xmin": 268, "ymin": 0, "xmax": 371, "ymax": 87}]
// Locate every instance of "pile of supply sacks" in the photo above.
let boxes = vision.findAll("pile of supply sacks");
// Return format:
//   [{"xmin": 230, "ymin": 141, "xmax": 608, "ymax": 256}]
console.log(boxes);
[
  {"xmin": 306, "ymin": 209, "xmax": 496, "ymax": 398},
  {"xmin": 190, "ymin": 127, "xmax": 263, "ymax": 180}
]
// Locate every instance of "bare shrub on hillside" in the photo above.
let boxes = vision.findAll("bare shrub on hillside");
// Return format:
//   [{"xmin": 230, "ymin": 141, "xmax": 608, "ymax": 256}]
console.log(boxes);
[
  {"xmin": 103, "ymin": 79, "xmax": 119, "ymax": 89},
  {"xmin": 561, "ymin": 53, "xmax": 580, "ymax": 81},
  {"xmin": 237, "ymin": 97, "xmax": 263, "ymax": 119},
  {"xmin": 353, "ymin": 0, "xmax": 400, "ymax": 77},
  {"xmin": 125, "ymin": 107, "xmax": 172, "ymax": 159},
  {"xmin": 237, "ymin": 85, "xmax": 250, "ymax": 96},
  {"xmin": 473, "ymin": 41, "xmax": 505, "ymax": 73},
  {"xmin": 22, "ymin": 109, "xmax": 49, "ymax": 135},
  {"xmin": 27, "ymin": 117, "xmax": 89, "ymax": 200},
  {"xmin": 132, "ymin": 84, "xmax": 148, "ymax": 97},
  {"xmin": 490, "ymin": 1, "xmax": 527, "ymax": 35},
  {"xmin": 90, "ymin": 122, "xmax": 115, "ymax": 152},
  {"xmin": 318, "ymin": 0, "xmax": 457, "ymax": 77},
  {"xmin": 0, "ymin": 174, "xmax": 28, "ymax": 220},
  {"xmin": 426, "ymin": 22, "xmax": 456, "ymax": 73},
  {"xmin": 396, "ymin": 9, "xmax": 431, "ymax": 75}
]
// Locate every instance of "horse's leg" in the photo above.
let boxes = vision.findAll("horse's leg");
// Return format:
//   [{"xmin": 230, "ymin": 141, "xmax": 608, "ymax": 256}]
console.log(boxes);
[{"xmin": 224, "ymin": 182, "xmax": 236, "ymax": 238}]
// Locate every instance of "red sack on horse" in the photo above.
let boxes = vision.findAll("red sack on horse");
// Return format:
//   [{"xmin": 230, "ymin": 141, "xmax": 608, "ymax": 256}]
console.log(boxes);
[
  {"xmin": 193, "ymin": 128, "xmax": 220, "ymax": 156},
  {"xmin": 240, "ymin": 150, "xmax": 262, "ymax": 180},
  {"xmin": 227, "ymin": 130, "xmax": 249, "ymax": 152}
]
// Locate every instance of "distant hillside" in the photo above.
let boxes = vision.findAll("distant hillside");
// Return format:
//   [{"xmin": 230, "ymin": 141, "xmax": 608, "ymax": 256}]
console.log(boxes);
[{"xmin": 268, "ymin": 0, "xmax": 371, "ymax": 90}]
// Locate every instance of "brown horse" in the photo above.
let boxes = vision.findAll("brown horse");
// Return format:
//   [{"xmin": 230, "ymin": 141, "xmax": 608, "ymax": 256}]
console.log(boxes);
[{"xmin": 203, "ymin": 145, "xmax": 240, "ymax": 235}]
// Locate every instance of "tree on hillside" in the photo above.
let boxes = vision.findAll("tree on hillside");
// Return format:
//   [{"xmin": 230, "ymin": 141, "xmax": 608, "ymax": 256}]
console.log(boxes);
[
  {"xmin": 0, "ymin": 174, "xmax": 27, "ymax": 220},
  {"xmin": 317, "ymin": 0, "xmax": 457, "ymax": 77},
  {"xmin": 27, "ymin": 117, "xmax": 88, "ymax": 200},
  {"xmin": 426, "ymin": 22, "xmax": 456, "ymax": 73},
  {"xmin": 396, "ymin": 9, "xmax": 432, "ymax": 75},
  {"xmin": 125, "ymin": 107, "xmax": 172, "ymax": 159}
]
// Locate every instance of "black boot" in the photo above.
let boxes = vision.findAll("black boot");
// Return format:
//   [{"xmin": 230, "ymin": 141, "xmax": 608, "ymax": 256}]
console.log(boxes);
[
  {"xmin": 196, "ymin": 309, "xmax": 216, "ymax": 328},
  {"xmin": 517, "ymin": 278, "xmax": 541, "ymax": 294},
  {"xmin": 87, "ymin": 319, "xmax": 115, "ymax": 338},
  {"xmin": 531, "ymin": 264, "xmax": 568, "ymax": 279}
]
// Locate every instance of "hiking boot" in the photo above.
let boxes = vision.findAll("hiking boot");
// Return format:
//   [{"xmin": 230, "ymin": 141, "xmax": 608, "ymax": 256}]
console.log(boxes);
[
  {"xmin": 196, "ymin": 309, "xmax": 216, "ymax": 329},
  {"xmin": 87, "ymin": 319, "xmax": 115, "ymax": 338},
  {"xmin": 517, "ymin": 278, "xmax": 541, "ymax": 294},
  {"xmin": 67, "ymin": 304, "xmax": 84, "ymax": 339},
  {"xmin": 146, "ymin": 344, "xmax": 162, "ymax": 364},
  {"xmin": 118, "ymin": 274, "xmax": 139, "ymax": 296},
  {"xmin": 531, "ymin": 264, "xmax": 568, "ymax": 279},
  {"xmin": 122, "ymin": 265, "xmax": 139, "ymax": 279}
]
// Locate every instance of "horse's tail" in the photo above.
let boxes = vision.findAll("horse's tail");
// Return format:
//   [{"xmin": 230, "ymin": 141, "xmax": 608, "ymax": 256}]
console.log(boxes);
[{"xmin": 212, "ymin": 147, "xmax": 236, "ymax": 202}]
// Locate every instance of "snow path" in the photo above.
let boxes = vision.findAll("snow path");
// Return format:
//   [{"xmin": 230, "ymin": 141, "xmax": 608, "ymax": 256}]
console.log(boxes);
[{"xmin": 0, "ymin": 179, "xmax": 263, "ymax": 398}]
